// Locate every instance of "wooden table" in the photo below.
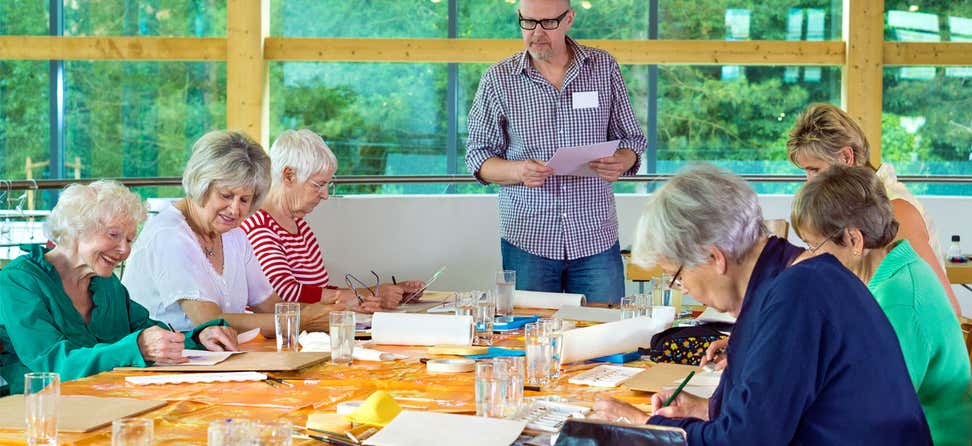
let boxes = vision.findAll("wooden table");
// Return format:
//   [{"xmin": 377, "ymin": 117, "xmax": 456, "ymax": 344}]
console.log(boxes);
[
  {"xmin": 0, "ymin": 305, "xmax": 661, "ymax": 445},
  {"xmin": 946, "ymin": 259, "xmax": 972, "ymax": 284}
]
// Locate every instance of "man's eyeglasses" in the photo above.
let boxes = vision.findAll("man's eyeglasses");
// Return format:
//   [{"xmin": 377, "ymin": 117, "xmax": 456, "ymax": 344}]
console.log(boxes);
[
  {"xmin": 518, "ymin": 9, "xmax": 570, "ymax": 30},
  {"xmin": 806, "ymin": 228, "xmax": 845, "ymax": 254},
  {"xmin": 668, "ymin": 265, "xmax": 683, "ymax": 289}
]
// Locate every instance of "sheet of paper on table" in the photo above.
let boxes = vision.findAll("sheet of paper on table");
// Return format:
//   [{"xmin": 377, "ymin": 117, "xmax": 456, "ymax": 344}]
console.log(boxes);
[
  {"xmin": 125, "ymin": 371, "xmax": 268, "ymax": 385},
  {"xmin": 363, "ymin": 411, "xmax": 526, "ymax": 446},
  {"xmin": 176, "ymin": 349, "xmax": 240, "ymax": 366},
  {"xmin": 544, "ymin": 140, "xmax": 620, "ymax": 177},
  {"xmin": 695, "ymin": 307, "xmax": 736, "ymax": 325},
  {"xmin": 237, "ymin": 327, "xmax": 260, "ymax": 344}
]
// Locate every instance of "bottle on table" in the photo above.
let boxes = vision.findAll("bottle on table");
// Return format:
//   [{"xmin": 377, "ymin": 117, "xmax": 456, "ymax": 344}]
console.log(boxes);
[{"xmin": 947, "ymin": 235, "xmax": 967, "ymax": 263}]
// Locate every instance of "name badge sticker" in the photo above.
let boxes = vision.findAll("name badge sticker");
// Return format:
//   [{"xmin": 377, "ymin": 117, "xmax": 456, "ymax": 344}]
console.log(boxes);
[{"xmin": 572, "ymin": 91, "xmax": 599, "ymax": 109}]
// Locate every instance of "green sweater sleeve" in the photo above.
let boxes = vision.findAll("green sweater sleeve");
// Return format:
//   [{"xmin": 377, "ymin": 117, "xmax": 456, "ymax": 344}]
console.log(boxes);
[
  {"xmin": 880, "ymin": 303, "xmax": 930, "ymax": 388},
  {"xmin": 0, "ymin": 271, "xmax": 145, "ymax": 393}
]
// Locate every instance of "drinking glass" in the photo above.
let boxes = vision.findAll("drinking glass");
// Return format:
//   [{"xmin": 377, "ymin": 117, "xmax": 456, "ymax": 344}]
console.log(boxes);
[
  {"xmin": 494, "ymin": 270, "xmax": 516, "ymax": 323},
  {"xmin": 474, "ymin": 291, "xmax": 495, "ymax": 346},
  {"xmin": 208, "ymin": 419, "xmax": 255, "ymax": 446},
  {"xmin": 539, "ymin": 318, "xmax": 565, "ymax": 379},
  {"xmin": 620, "ymin": 296, "xmax": 639, "ymax": 320},
  {"xmin": 636, "ymin": 291, "xmax": 654, "ymax": 317},
  {"xmin": 24, "ymin": 372, "xmax": 59, "ymax": 446},
  {"xmin": 474, "ymin": 361, "xmax": 508, "ymax": 418},
  {"xmin": 524, "ymin": 323, "xmax": 552, "ymax": 386},
  {"xmin": 274, "ymin": 302, "xmax": 301, "ymax": 352},
  {"xmin": 253, "ymin": 419, "xmax": 292, "ymax": 446},
  {"xmin": 493, "ymin": 357, "xmax": 525, "ymax": 417},
  {"xmin": 329, "ymin": 311, "xmax": 355, "ymax": 365},
  {"xmin": 112, "ymin": 418, "xmax": 153, "ymax": 446}
]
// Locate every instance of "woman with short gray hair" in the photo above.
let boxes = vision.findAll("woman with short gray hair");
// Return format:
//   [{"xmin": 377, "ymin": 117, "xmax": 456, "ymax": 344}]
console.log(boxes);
[
  {"xmin": 241, "ymin": 129, "xmax": 424, "ymax": 308},
  {"xmin": 0, "ymin": 180, "xmax": 236, "ymax": 395},
  {"xmin": 791, "ymin": 165, "xmax": 971, "ymax": 446},
  {"xmin": 123, "ymin": 130, "xmax": 331, "ymax": 337},
  {"xmin": 592, "ymin": 163, "xmax": 930, "ymax": 445}
]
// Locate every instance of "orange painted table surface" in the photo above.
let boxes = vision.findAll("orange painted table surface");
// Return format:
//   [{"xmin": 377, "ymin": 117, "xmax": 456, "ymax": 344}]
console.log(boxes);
[{"xmin": 0, "ymin": 311, "xmax": 660, "ymax": 445}]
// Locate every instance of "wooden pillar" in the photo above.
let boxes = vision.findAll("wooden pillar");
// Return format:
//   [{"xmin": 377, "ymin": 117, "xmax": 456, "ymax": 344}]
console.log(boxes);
[
  {"xmin": 842, "ymin": 0, "xmax": 885, "ymax": 168},
  {"xmin": 226, "ymin": 0, "xmax": 269, "ymax": 148}
]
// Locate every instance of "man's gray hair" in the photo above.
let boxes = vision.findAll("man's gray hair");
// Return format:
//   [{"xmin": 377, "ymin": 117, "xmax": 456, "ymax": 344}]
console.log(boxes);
[
  {"xmin": 46, "ymin": 180, "xmax": 148, "ymax": 245},
  {"xmin": 633, "ymin": 163, "xmax": 767, "ymax": 267},
  {"xmin": 182, "ymin": 130, "xmax": 271, "ymax": 212},
  {"xmin": 269, "ymin": 129, "xmax": 338, "ymax": 187}
]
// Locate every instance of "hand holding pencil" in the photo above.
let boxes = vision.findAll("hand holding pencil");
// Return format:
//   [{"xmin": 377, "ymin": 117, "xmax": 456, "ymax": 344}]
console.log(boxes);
[{"xmin": 650, "ymin": 372, "xmax": 710, "ymax": 420}]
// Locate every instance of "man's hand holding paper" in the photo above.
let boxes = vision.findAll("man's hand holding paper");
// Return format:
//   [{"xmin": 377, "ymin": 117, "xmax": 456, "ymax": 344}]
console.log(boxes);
[{"xmin": 544, "ymin": 140, "xmax": 628, "ymax": 179}]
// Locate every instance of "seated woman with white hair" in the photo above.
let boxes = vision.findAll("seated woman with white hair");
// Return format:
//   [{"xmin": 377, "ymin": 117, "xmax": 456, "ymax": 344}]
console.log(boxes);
[
  {"xmin": 123, "ymin": 130, "xmax": 333, "ymax": 336},
  {"xmin": 591, "ymin": 163, "xmax": 930, "ymax": 444},
  {"xmin": 241, "ymin": 129, "xmax": 424, "ymax": 308},
  {"xmin": 0, "ymin": 180, "xmax": 236, "ymax": 395}
]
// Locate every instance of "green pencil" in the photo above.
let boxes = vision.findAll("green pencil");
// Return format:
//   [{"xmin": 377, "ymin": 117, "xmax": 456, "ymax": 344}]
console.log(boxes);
[{"xmin": 662, "ymin": 371, "xmax": 696, "ymax": 408}]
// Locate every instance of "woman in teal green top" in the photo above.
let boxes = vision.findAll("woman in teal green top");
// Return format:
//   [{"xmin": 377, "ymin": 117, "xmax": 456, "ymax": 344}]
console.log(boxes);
[
  {"xmin": 792, "ymin": 165, "xmax": 972, "ymax": 446},
  {"xmin": 0, "ymin": 180, "xmax": 239, "ymax": 395}
]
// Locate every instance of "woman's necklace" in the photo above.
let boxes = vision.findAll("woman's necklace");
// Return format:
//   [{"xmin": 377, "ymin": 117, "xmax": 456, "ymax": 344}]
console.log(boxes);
[{"xmin": 179, "ymin": 199, "xmax": 219, "ymax": 257}]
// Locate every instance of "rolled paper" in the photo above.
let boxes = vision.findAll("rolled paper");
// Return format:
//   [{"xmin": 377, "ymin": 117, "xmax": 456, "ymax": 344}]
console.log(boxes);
[
  {"xmin": 561, "ymin": 316, "xmax": 666, "ymax": 364},
  {"xmin": 652, "ymin": 306, "xmax": 677, "ymax": 328},
  {"xmin": 371, "ymin": 312, "xmax": 473, "ymax": 346},
  {"xmin": 552, "ymin": 305, "xmax": 621, "ymax": 323},
  {"xmin": 513, "ymin": 290, "xmax": 586, "ymax": 309}
]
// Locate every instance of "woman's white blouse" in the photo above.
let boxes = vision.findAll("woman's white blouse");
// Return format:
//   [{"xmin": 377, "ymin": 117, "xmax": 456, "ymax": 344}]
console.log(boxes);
[{"xmin": 122, "ymin": 204, "xmax": 273, "ymax": 331}]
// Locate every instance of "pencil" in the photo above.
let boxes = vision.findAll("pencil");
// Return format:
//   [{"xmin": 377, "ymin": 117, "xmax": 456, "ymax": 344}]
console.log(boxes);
[
  {"xmin": 166, "ymin": 322, "xmax": 178, "ymax": 332},
  {"xmin": 662, "ymin": 371, "xmax": 695, "ymax": 408}
]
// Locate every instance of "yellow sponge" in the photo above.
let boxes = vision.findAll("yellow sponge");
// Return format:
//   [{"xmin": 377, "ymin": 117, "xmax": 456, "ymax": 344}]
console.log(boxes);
[
  {"xmin": 345, "ymin": 391, "xmax": 402, "ymax": 427},
  {"xmin": 428, "ymin": 345, "xmax": 489, "ymax": 356}
]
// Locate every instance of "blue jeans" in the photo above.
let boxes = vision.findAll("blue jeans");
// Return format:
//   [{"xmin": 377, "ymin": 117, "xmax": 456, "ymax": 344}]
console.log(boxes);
[{"xmin": 500, "ymin": 239, "xmax": 625, "ymax": 304}]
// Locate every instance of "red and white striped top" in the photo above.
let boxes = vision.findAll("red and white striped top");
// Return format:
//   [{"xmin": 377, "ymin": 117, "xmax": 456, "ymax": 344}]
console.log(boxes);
[{"xmin": 241, "ymin": 209, "xmax": 329, "ymax": 303}]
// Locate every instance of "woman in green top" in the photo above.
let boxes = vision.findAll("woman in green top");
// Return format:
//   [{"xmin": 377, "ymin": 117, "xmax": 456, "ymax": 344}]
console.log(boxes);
[
  {"xmin": 792, "ymin": 165, "xmax": 972, "ymax": 446},
  {"xmin": 0, "ymin": 180, "xmax": 238, "ymax": 395}
]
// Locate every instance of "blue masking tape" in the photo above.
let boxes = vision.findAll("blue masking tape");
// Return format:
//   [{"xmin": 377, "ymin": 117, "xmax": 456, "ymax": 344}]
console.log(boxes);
[
  {"xmin": 465, "ymin": 347, "xmax": 527, "ymax": 359},
  {"xmin": 491, "ymin": 315, "xmax": 540, "ymax": 332},
  {"xmin": 590, "ymin": 351, "xmax": 641, "ymax": 363}
]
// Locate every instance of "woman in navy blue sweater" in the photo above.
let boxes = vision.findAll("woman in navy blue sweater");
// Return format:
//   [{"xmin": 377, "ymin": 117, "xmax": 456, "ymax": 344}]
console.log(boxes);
[{"xmin": 593, "ymin": 164, "xmax": 930, "ymax": 445}]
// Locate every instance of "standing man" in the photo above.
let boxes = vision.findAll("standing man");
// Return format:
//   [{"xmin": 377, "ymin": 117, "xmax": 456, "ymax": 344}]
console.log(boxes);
[{"xmin": 465, "ymin": 0, "xmax": 646, "ymax": 303}]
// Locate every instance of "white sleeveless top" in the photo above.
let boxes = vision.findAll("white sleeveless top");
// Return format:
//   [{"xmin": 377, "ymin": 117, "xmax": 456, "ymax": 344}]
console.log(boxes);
[
  {"xmin": 875, "ymin": 163, "xmax": 944, "ymax": 266},
  {"xmin": 122, "ymin": 204, "xmax": 273, "ymax": 331}
]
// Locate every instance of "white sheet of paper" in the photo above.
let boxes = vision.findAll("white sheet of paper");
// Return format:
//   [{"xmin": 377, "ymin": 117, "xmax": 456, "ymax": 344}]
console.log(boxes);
[
  {"xmin": 172, "ymin": 349, "xmax": 238, "ymax": 366},
  {"xmin": 363, "ymin": 411, "xmax": 526, "ymax": 446},
  {"xmin": 552, "ymin": 305, "xmax": 621, "ymax": 323},
  {"xmin": 572, "ymin": 91, "xmax": 599, "ymax": 109},
  {"xmin": 695, "ymin": 307, "xmax": 737, "ymax": 324},
  {"xmin": 514, "ymin": 290, "xmax": 586, "ymax": 309},
  {"xmin": 665, "ymin": 370, "xmax": 723, "ymax": 399},
  {"xmin": 237, "ymin": 328, "xmax": 260, "ymax": 344},
  {"xmin": 125, "ymin": 371, "xmax": 267, "ymax": 385},
  {"xmin": 561, "ymin": 316, "xmax": 666, "ymax": 363},
  {"xmin": 544, "ymin": 140, "xmax": 620, "ymax": 177},
  {"xmin": 371, "ymin": 312, "xmax": 473, "ymax": 346}
]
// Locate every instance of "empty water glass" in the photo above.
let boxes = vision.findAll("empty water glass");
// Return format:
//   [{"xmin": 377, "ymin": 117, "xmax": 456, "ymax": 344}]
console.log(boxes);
[
  {"xmin": 24, "ymin": 372, "xmax": 59, "ymax": 446},
  {"xmin": 329, "ymin": 311, "xmax": 355, "ymax": 365},
  {"xmin": 208, "ymin": 418, "xmax": 256, "ymax": 446},
  {"xmin": 112, "ymin": 418, "xmax": 153, "ymax": 446},
  {"xmin": 475, "ymin": 291, "xmax": 495, "ymax": 346},
  {"xmin": 524, "ymin": 322, "xmax": 552, "ymax": 387},
  {"xmin": 635, "ymin": 292, "xmax": 653, "ymax": 317},
  {"xmin": 274, "ymin": 302, "xmax": 300, "ymax": 352},
  {"xmin": 253, "ymin": 419, "xmax": 292, "ymax": 446},
  {"xmin": 620, "ymin": 296, "xmax": 639, "ymax": 320},
  {"xmin": 474, "ymin": 361, "xmax": 509, "ymax": 418},
  {"xmin": 494, "ymin": 270, "xmax": 516, "ymax": 323}
]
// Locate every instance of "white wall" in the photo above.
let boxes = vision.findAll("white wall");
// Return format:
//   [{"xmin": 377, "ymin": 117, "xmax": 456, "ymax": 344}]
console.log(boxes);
[{"xmin": 307, "ymin": 194, "xmax": 972, "ymax": 316}]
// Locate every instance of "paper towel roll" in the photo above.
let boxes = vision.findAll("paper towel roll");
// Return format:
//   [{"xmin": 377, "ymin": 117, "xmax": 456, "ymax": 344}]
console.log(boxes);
[
  {"xmin": 371, "ymin": 312, "xmax": 473, "ymax": 346},
  {"xmin": 513, "ymin": 290, "xmax": 586, "ymax": 309},
  {"xmin": 561, "ymin": 316, "xmax": 666, "ymax": 364}
]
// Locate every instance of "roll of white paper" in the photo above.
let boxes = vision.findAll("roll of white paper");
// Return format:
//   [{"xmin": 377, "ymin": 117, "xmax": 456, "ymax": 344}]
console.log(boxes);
[
  {"xmin": 561, "ymin": 316, "xmax": 666, "ymax": 364},
  {"xmin": 513, "ymin": 290, "xmax": 586, "ymax": 309},
  {"xmin": 371, "ymin": 312, "xmax": 473, "ymax": 346}
]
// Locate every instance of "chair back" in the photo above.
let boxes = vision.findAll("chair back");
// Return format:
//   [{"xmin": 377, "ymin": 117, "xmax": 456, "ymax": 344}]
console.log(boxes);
[{"xmin": 960, "ymin": 316, "xmax": 972, "ymax": 368}]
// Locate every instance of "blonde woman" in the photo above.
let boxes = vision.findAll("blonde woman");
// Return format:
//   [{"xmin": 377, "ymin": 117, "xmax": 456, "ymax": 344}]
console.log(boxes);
[{"xmin": 787, "ymin": 103, "xmax": 959, "ymax": 315}]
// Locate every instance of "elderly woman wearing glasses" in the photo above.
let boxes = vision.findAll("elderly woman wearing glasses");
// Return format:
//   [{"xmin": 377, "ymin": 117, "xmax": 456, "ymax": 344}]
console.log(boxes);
[
  {"xmin": 240, "ymin": 129, "xmax": 423, "ymax": 308},
  {"xmin": 123, "ymin": 130, "xmax": 331, "ymax": 336},
  {"xmin": 0, "ymin": 181, "xmax": 236, "ymax": 395},
  {"xmin": 791, "ymin": 165, "xmax": 972, "ymax": 446},
  {"xmin": 787, "ymin": 103, "xmax": 959, "ymax": 316},
  {"xmin": 591, "ymin": 164, "xmax": 930, "ymax": 445}
]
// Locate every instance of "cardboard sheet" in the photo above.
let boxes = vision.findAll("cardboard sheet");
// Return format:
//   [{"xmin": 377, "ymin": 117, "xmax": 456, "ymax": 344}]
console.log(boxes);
[
  {"xmin": 363, "ymin": 411, "xmax": 525, "ymax": 446},
  {"xmin": 114, "ymin": 351, "xmax": 328, "ymax": 372},
  {"xmin": 625, "ymin": 363, "xmax": 704, "ymax": 394},
  {"xmin": 0, "ymin": 395, "xmax": 165, "ymax": 432}
]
